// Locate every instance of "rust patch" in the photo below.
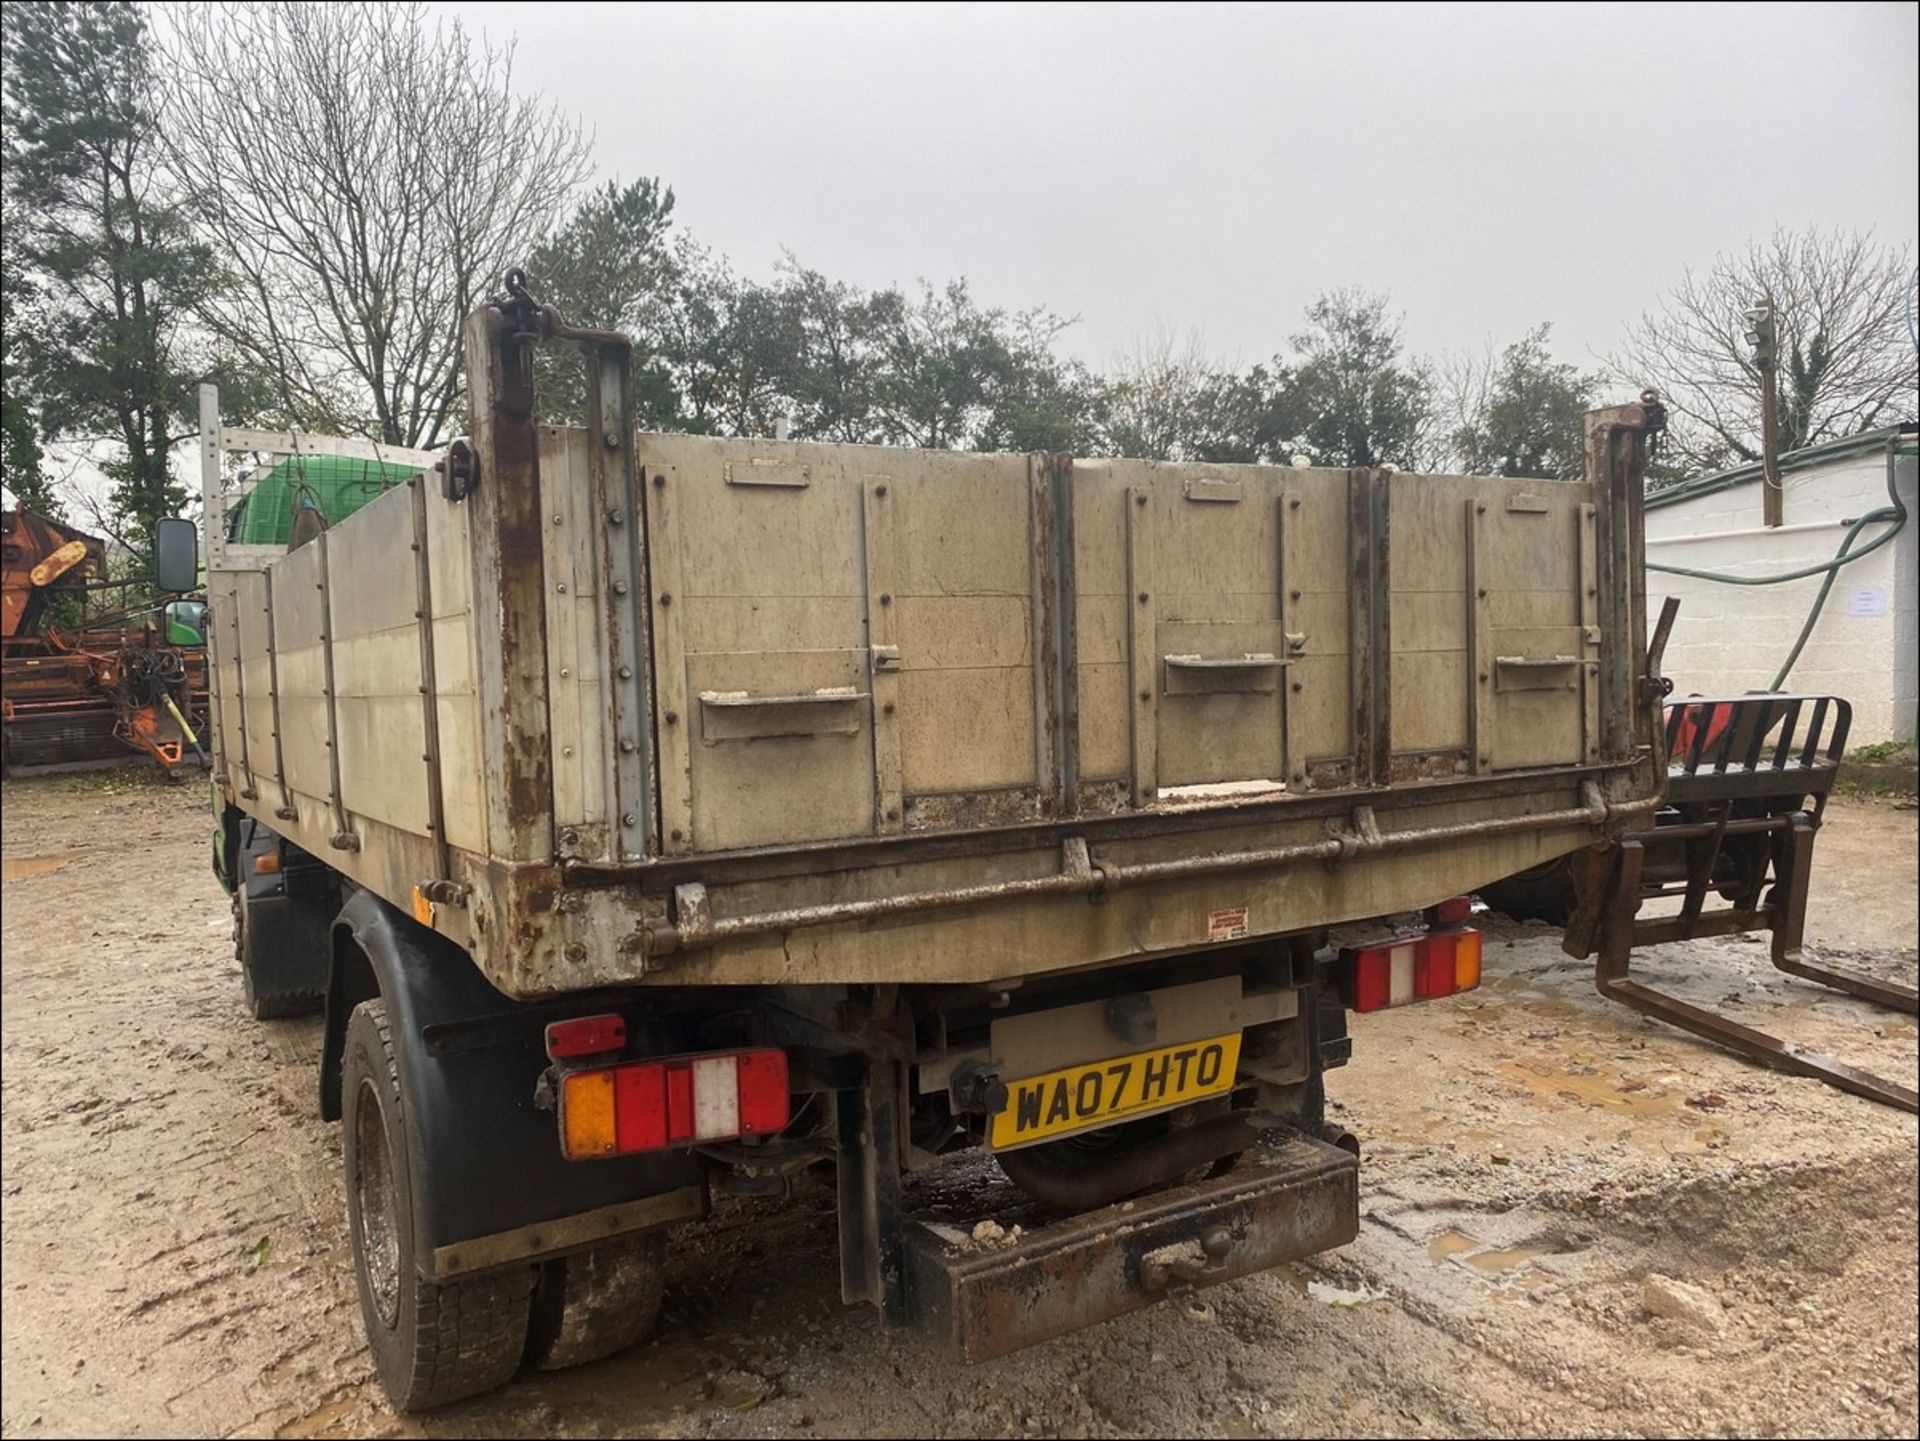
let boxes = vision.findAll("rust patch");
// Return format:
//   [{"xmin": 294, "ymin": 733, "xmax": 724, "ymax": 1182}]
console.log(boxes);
[
  {"xmin": 905, "ymin": 788, "xmax": 1047, "ymax": 833},
  {"xmin": 1388, "ymin": 751, "xmax": 1472, "ymax": 784}
]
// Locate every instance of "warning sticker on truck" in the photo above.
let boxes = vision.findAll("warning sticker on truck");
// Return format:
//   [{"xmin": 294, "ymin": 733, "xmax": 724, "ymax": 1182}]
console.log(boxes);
[{"xmin": 1207, "ymin": 906, "xmax": 1249, "ymax": 941}]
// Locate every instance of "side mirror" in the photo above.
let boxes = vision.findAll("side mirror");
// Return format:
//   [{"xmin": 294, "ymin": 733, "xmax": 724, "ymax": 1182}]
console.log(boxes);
[{"xmin": 154, "ymin": 516, "xmax": 200, "ymax": 594}]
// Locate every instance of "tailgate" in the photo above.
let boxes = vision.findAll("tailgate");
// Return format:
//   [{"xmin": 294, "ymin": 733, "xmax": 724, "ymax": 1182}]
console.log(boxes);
[{"xmin": 629, "ymin": 432, "xmax": 1649, "ymax": 856}]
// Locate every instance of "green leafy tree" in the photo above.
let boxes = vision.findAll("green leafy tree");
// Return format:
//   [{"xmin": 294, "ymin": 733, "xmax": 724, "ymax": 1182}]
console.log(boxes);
[
  {"xmin": 2, "ymin": 0, "xmax": 208, "ymax": 550},
  {"xmin": 1446, "ymin": 324, "xmax": 1598, "ymax": 480},
  {"xmin": 2, "ymin": 209, "xmax": 58, "ymax": 517},
  {"xmin": 649, "ymin": 237, "xmax": 799, "ymax": 438},
  {"xmin": 859, "ymin": 279, "xmax": 1075, "ymax": 451},
  {"xmin": 1290, "ymin": 289, "xmax": 1433, "ymax": 468},
  {"xmin": 524, "ymin": 177, "xmax": 679, "ymax": 427}
]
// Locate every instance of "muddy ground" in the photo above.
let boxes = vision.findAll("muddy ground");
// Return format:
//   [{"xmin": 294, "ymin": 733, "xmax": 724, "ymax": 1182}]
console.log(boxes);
[{"xmin": 2, "ymin": 774, "xmax": 1915, "ymax": 1440}]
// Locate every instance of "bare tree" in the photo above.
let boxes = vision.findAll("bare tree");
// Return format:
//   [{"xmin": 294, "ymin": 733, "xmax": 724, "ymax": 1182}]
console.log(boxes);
[
  {"xmin": 160, "ymin": 1, "xmax": 590, "ymax": 447},
  {"xmin": 1101, "ymin": 326, "xmax": 1217, "ymax": 461},
  {"xmin": 1097, "ymin": 326, "xmax": 1295, "ymax": 463},
  {"xmin": 1607, "ymin": 226, "xmax": 1917, "ymax": 474}
]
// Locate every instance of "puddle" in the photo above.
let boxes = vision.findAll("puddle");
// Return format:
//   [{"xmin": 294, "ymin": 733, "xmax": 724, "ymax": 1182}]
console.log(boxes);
[
  {"xmin": 1428, "ymin": 1227, "xmax": 1581, "ymax": 1277},
  {"xmin": 275, "ymin": 1396, "xmax": 358, "ymax": 1439},
  {"xmin": 1495, "ymin": 1056, "xmax": 1682, "ymax": 1118},
  {"xmin": 1, "ymin": 852, "xmax": 87, "ymax": 881},
  {"xmin": 1462, "ymin": 1241, "xmax": 1561, "ymax": 1275},
  {"xmin": 1306, "ymin": 1279, "xmax": 1388, "ymax": 1307}
]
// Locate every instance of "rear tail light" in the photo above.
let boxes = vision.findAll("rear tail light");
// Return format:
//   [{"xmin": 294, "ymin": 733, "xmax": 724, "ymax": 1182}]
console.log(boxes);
[
  {"xmin": 559, "ymin": 1048, "xmax": 789, "ymax": 1160},
  {"xmin": 1344, "ymin": 918, "xmax": 1482, "ymax": 1014}
]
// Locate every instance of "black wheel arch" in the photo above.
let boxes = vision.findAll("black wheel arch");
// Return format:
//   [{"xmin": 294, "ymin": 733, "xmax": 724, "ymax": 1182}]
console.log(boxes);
[{"xmin": 321, "ymin": 890, "xmax": 704, "ymax": 1277}]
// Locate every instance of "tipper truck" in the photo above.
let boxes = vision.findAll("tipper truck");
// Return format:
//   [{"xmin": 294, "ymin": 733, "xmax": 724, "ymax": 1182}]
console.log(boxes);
[{"xmin": 198, "ymin": 273, "xmax": 1669, "ymax": 1408}]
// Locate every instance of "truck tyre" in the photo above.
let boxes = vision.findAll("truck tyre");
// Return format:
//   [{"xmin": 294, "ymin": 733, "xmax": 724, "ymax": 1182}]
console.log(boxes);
[
  {"xmin": 233, "ymin": 889, "xmax": 323, "ymax": 1020},
  {"xmin": 342, "ymin": 999, "xmax": 536, "ymax": 1410},
  {"xmin": 525, "ymin": 1233, "xmax": 667, "ymax": 1371}
]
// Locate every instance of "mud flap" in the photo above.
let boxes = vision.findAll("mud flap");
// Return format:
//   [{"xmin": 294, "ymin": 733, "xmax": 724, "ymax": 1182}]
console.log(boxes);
[{"xmin": 903, "ymin": 1135, "xmax": 1358, "ymax": 1362}]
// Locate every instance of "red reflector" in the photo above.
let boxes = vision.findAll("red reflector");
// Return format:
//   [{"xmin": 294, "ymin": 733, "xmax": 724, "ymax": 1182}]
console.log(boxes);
[
  {"xmin": 614, "ymin": 1062, "xmax": 667, "ymax": 1152},
  {"xmin": 545, "ymin": 1013, "xmax": 627, "ymax": 1060},
  {"xmin": 1417, "ymin": 933, "xmax": 1457, "ymax": 998},
  {"xmin": 736, "ymin": 1049, "xmax": 790, "ymax": 1135},
  {"xmin": 1428, "ymin": 896, "xmax": 1473, "ymax": 927},
  {"xmin": 665, "ymin": 1062, "xmax": 694, "ymax": 1144},
  {"xmin": 1351, "ymin": 945, "xmax": 1391, "ymax": 1012}
]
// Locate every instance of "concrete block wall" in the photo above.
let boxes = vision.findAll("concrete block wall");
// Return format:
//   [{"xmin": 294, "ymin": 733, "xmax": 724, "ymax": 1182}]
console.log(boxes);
[{"xmin": 1645, "ymin": 446, "xmax": 1916, "ymax": 745}]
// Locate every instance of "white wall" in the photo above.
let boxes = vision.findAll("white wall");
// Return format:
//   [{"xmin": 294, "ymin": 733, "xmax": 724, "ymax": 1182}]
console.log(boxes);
[{"xmin": 1645, "ymin": 442, "xmax": 1916, "ymax": 745}]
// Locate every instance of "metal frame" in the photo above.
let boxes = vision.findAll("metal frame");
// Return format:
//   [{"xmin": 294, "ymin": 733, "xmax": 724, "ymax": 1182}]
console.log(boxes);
[{"xmin": 1570, "ymin": 692, "xmax": 1918, "ymax": 1113}]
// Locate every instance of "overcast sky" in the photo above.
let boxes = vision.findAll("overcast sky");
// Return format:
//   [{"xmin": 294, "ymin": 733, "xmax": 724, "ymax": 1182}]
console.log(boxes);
[{"xmin": 434, "ymin": 0, "xmax": 1917, "ymax": 376}]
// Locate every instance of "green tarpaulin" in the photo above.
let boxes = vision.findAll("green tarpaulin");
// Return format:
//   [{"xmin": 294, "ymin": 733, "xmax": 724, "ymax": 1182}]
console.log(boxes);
[{"xmin": 226, "ymin": 454, "xmax": 424, "ymax": 546}]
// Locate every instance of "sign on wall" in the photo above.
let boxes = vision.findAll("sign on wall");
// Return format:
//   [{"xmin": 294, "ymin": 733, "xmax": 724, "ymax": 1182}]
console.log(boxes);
[{"xmin": 1847, "ymin": 586, "xmax": 1887, "ymax": 617}]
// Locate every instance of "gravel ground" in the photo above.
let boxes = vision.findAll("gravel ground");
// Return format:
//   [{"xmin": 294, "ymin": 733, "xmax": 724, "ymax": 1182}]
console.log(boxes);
[{"xmin": 2, "ymin": 774, "xmax": 1915, "ymax": 1440}]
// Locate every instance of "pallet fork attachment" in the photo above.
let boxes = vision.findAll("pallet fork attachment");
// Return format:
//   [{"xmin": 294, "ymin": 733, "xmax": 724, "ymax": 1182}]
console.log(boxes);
[{"xmin": 1565, "ymin": 690, "xmax": 1918, "ymax": 1114}]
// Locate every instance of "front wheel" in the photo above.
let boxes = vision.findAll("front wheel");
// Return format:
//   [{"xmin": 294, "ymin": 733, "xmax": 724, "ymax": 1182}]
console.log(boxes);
[{"xmin": 342, "ymin": 1000, "xmax": 536, "ymax": 1410}]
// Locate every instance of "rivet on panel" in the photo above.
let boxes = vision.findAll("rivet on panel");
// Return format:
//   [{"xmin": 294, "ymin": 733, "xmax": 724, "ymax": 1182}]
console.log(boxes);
[
  {"xmin": 1137, "ymin": 592, "xmax": 1149, "ymax": 605},
  {"xmin": 1139, "ymin": 690, "xmax": 1151, "ymax": 702},
  {"xmin": 607, "ymin": 508, "xmax": 624, "ymax": 525},
  {"xmin": 620, "ymin": 739, "xmax": 636, "ymax": 753},
  {"xmin": 882, "ymin": 702, "xmax": 895, "ymax": 716},
  {"xmin": 670, "ymin": 828, "xmax": 683, "ymax": 842},
  {"xmin": 557, "ymin": 582, "xmax": 568, "ymax": 594},
  {"xmin": 613, "ymin": 581, "xmax": 628, "ymax": 595},
  {"xmin": 559, "ymin": 667, "xmax": 571, "ymax": 679},
  {"xmin": 658, "ymin": 592, "xmax": 671, "ymax": 606},
  {"xmin": 622, "ymin": 813, "xmax": 636, "ymax": 827},
  {"xmin": 618, "ymin": 666, "xmax": 632, "ymax": 680},
  {"xmin": 664, "ymin": 711, "xmax": 678, "ymax": 725}
]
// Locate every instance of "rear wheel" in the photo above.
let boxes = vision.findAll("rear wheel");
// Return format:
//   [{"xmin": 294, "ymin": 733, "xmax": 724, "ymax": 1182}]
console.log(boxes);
[
  {"xmin": 342, "ymin": 1000, "xmax": 536, "ymax": 1410},
  {"xmin": 525, "ymin": 1233, "xmax": 668, "ymax": 1371},
  {"xmin": 233, "ymin": 887, "xmax": 324, "ymax": 1020}
]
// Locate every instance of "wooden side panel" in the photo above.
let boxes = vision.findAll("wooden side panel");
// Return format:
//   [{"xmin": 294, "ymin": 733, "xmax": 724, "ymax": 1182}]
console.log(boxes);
[
  {"xmin": 329, "ymin": 487, "xmax": 431, "ymax": 836},
  {"xmin": 424, "ymin": 471, "xmax": 484, "ymax": 855},
  {"xmin": 233, "ymin": 569, "xmax": 286, "ymax": 816},
  {"xmin": 538, "ymin": 427, "xmax": 610, "ymax": 851},
  {"xmin": 271, "ymin": 539, "xmax": 333, "ymax": 822}
]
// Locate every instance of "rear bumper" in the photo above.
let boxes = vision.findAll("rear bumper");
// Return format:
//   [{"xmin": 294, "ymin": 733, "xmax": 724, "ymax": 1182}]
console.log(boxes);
[{"xmin": 903, "ymin": 1135, "xmax": 1358, "ymax": 1362}]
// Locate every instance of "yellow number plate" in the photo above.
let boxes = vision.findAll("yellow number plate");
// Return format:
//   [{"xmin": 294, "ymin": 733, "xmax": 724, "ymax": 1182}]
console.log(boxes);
[{"xmin": 989, "ymin": 1033, "xmax": 1242, "ymax": 1150}]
